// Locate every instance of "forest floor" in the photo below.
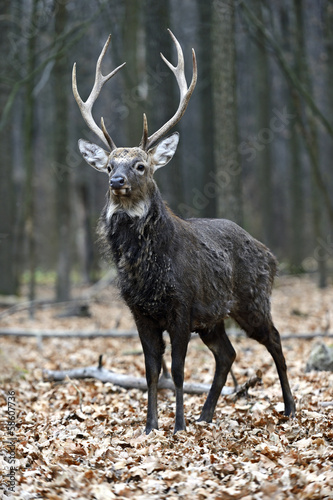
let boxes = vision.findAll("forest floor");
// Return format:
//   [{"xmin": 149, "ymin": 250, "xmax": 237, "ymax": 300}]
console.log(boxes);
[{"xmin": 0, "ymin": 275, "xmax": 333, "ymax": 499}]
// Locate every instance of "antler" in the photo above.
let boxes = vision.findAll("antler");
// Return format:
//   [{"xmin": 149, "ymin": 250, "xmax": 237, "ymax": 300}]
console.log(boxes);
[
  {"xmin": 72, "ymin": 35, "xmax": 126, "ymax": 150},
  {"xmin": 140, "ymin": 29, "xmax": 197, "ymax": 151}
]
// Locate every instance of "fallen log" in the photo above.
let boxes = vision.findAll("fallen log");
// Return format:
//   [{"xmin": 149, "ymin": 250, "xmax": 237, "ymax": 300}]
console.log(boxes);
[
  {"xmin": 0, "ymin": 328, "xmax": 138, "ymax": 338},
  {"xmin": 43, "ymin": 364, "xmax": 235, "ymax": 395},
  {"xmin": 43, "ymin": 358, "xmax": 265, "ymax": 397},
  {"xmin": 1, "ymin": 328, "xmax": 333, "ymax": 339}
]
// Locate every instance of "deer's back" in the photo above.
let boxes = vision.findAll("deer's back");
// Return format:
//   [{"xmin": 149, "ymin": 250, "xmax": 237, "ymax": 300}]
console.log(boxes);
[
  {"xmin": 186, "ymin": 217, "xmax": 277, "ymax": 281},
  {"xmin": 178, "ymin": 217, "xmax": 278, "ymax": 329}
]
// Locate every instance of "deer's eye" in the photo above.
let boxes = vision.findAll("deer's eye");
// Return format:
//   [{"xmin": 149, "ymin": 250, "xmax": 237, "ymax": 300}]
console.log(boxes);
[
  {"xmin": 107, "ymin": 165, "xmax": 112, "ymax": 173},
  {"xmin": 136, "ymin": 163, "xmax": 145, "ymax": 173}
]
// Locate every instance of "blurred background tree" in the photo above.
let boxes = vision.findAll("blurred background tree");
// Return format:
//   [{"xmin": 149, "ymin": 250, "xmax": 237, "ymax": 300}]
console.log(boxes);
[{"xmin": 0, "ymin": 0, "xmax": 332, "ymax": 299}]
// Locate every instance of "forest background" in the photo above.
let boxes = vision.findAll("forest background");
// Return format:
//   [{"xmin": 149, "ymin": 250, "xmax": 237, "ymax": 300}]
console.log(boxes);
[{"xmin": 1, "ymin": 0, "xmax": 333, "ymax": 301}]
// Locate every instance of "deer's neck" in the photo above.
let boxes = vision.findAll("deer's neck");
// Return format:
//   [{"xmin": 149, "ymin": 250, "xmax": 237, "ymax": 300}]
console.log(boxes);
[
  {"xmin": 105, "ymin": 189, "xmax": 174, "ymax": 250},
  {"xmin": 99, "ymin": 189, "xmax": 177, "ymax": 317}
]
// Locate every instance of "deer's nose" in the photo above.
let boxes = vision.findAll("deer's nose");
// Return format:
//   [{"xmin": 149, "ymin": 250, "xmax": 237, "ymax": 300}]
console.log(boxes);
[{"xmin": 110, "ymin": 175, "xmax": 126, "ymax": 189}]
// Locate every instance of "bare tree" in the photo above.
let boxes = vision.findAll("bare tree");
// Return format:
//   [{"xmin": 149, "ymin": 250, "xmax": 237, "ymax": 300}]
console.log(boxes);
[
  {"xmin": 23, "ymin": 0, "xmax": 39, "ymax": 313},
  {"xmin": 279, "ymin": 2, "xmax": 305, "ymax": 272},
  {"xmin": 197, "ymin": 0, "xmax": 215, "ymax": 217},
  {"xmin": 292, "ymin": 0, "xmax": 327, "ymax": 287},
  {"xmin": 122, "ymin": 0, "xmax": 143, "ymax": 145},
  {"xmin": 253, "ymin": 1, "xmax": 274, "ymax": 248},
  {"xmin": 144, "ymin": 0, "xmax": 183, "ymax": 210},
  {"xmin": 212, "ymin": 0, "xmax": 243, "ymax": 225},
  {"xmin": 54, "ymin": 0, "xmax": 72, "ymax": 300},
  {"xmin": 0, "ymin": 3, "xmax": 18, "ymax": 295}
]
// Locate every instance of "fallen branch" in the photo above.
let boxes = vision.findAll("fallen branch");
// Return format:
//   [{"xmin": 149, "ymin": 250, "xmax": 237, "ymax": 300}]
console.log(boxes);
[
  {"xmin": 0, "ymin": 298, "xmax": 93, "ymax": 320},
  {"xmin": 1, "ymin": 328, "xmax": 333, "ymax": 339},
  {"xmin": 0, "ymin": 270, "xmax": 116, "ymax": 320},
  {"xmin": 281, "ymin": 332, "xmax": 333, "ymax": 340},
  {"xmin": 43, "ymin": 364, "xmax": 234, "ymax": 396},
  {"xmin": 229, "ymin": 370, "xmax": 263, "ymax": 402},
  {"xmin": 0, "ymin": 328, "xmax": 138, "ymax": 338}
]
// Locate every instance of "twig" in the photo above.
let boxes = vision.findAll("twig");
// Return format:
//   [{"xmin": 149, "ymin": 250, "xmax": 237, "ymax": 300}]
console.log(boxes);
[
  {"xmin": 229, "ymin": 370, "xmax": 263, "ymax": 402},
  {"xmin": 65, "ymin": 376, "xmax": 83, "ymax": 412},
  {"xmin": 239, "ymin": 0, "xmax": 333, "ymax": 138},
  {"xmin": 0, "ymin": 5, "xmax": 109, "ymax": 130}
]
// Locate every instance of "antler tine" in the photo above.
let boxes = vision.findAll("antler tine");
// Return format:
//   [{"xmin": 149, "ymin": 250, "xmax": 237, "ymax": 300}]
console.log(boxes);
[
  {"xmin": 143, "ymin": 29, "xmax": 197, "ymax": 151},
  {"xmin": 160, "ymin": 30, "xmax": 187, "ymax": 100},
  {"xmin": 101, "ymin": 117, "xmax": 117, "ymax": 150},
  {"xmin": 139, "ymin": 113, "xmax": 149, "ymax": 149},
  {"xmin": 72, "ymin": 35, "xmax": 126, "ymax": 150}
]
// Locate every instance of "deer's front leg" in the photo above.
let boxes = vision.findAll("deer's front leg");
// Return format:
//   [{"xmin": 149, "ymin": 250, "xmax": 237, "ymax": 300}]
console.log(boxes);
[
  {"xmin": 137, "ymin": 324, "xmax": 165, "ymax": 434},
  {"xmin": 170, "ymin": 330, "xmax": 190, "ymax": 433}
]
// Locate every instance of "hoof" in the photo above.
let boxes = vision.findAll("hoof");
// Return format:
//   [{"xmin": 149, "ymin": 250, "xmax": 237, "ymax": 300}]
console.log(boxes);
[
  {"xmin": 145, "ymin": 425, "xmax": 158, "ymax": 434},
  {"xmin": 173, "ymin": 427, "xmax": 186, "ymax": 434},
  {"xmin": 173, "ymin": 421, "xmax": 186, "ymax": 434},
  {"xmin": 197, "ymin": 412, "xmax": 213, "ymax": 424},
  {"xmin": 284, "ymin": 401, "xmax": 296, "ymax": 418}
]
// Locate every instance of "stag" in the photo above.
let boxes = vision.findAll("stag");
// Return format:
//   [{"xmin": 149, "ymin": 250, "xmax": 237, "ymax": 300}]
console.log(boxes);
[{"xmin": 72, "ymin": 30, "xmax": 295, "ymax": 434}]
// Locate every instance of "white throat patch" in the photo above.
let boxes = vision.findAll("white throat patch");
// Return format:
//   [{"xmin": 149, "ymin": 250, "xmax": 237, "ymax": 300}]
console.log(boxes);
[{"xmin": 106, "ymin": 199, "xmax": 150, "ymax": 222}]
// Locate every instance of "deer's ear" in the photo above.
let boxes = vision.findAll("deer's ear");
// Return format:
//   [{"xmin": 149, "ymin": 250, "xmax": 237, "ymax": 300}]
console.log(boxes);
[
  {"xmin": 148, "ymin": 132, "xmax": 179, "ymax": 171},
  {"xmin": 78, "ymin": 139, "xmax": 109, "ymax": 172}
]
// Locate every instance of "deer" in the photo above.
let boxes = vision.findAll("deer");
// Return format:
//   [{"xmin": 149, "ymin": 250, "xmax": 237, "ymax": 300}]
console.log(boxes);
[{"xmin": 72, "ymin": 30, "xmax": 295, "ymax": 434}]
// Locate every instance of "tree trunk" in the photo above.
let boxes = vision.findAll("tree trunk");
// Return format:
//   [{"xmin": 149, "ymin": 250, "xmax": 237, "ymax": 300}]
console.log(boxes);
[
  {"xmin": 23, "ymin": 0, "xmax": 39, "ymax": 314},
  {"xmin": 0, "ymin": 3, "xmax": 18, "ymax": 295},
  {"xmin": 289, "ymin": 108, "xmax": 304, "ymax": 273},
  {"xmin": 75, "ymin": 183, "xmax": 95, "ymax": 283},
  {"xmin": 293, "ymin": 0, "xmax": 327, "ymax": 287},
  {"xmin": 197, "ymin": 1, "xmax": 215, "ymax": 218},
  {"xmin": 281, "ymin": 4, "xmax": 304, "ymax": 272},
  {"xmin": 323, "ymin": 0, "xmax": 333, "ymax": 281},
  {"xmin": 212, "ymin": 0, "xmax": 242, "ymax": 225},
  {"xmin": 254, "ymin": 1, "xmax": 273, "ymax": 248},
  {"xmin": 144, "ymin": 0, "xmax": 183, "ymax": 211},
  {"xmin": 122, "ymin": 0, "xmax": 143, "ymax": 145},
  {"xmin": 54, "ymin": 0, "xmax": 72, "ymax": 300}
]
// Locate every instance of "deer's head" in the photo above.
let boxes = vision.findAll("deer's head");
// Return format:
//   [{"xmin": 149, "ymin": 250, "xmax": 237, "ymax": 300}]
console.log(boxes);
[{"xmin": 73, "ymin": 30, "xmax": 197, "ymax": 216}]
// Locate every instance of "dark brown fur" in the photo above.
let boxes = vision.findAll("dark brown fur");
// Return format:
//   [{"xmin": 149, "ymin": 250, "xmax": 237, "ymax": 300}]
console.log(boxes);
[{"xmin": 98, "ymin": 184, "xmax": 295, "ymax": 433}]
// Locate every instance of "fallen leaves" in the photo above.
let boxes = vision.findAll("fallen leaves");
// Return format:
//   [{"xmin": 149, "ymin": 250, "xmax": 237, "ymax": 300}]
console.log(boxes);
[{"xmin": 1, "ymin": 276, "xmax": 333, "ymax": 499}]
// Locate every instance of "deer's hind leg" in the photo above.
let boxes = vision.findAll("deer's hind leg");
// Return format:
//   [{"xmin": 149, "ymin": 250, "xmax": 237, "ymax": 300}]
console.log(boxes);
[
  {"xmin": 198, "ymin": 320, "xmax": 236, "ymax": 423},
  {"xmin": 233, "ymin": 310, "xmax": 295, "ymax": 417}
]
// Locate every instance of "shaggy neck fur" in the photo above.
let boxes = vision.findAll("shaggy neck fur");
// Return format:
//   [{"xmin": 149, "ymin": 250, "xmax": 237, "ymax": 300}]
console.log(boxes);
[
  {"xmin": 106, "ymin": 196, "xmax": 151, "ymax": 220},
  {"xmin": 98, "ymin": 188, "xmax": 178, "ymax": 320}
]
